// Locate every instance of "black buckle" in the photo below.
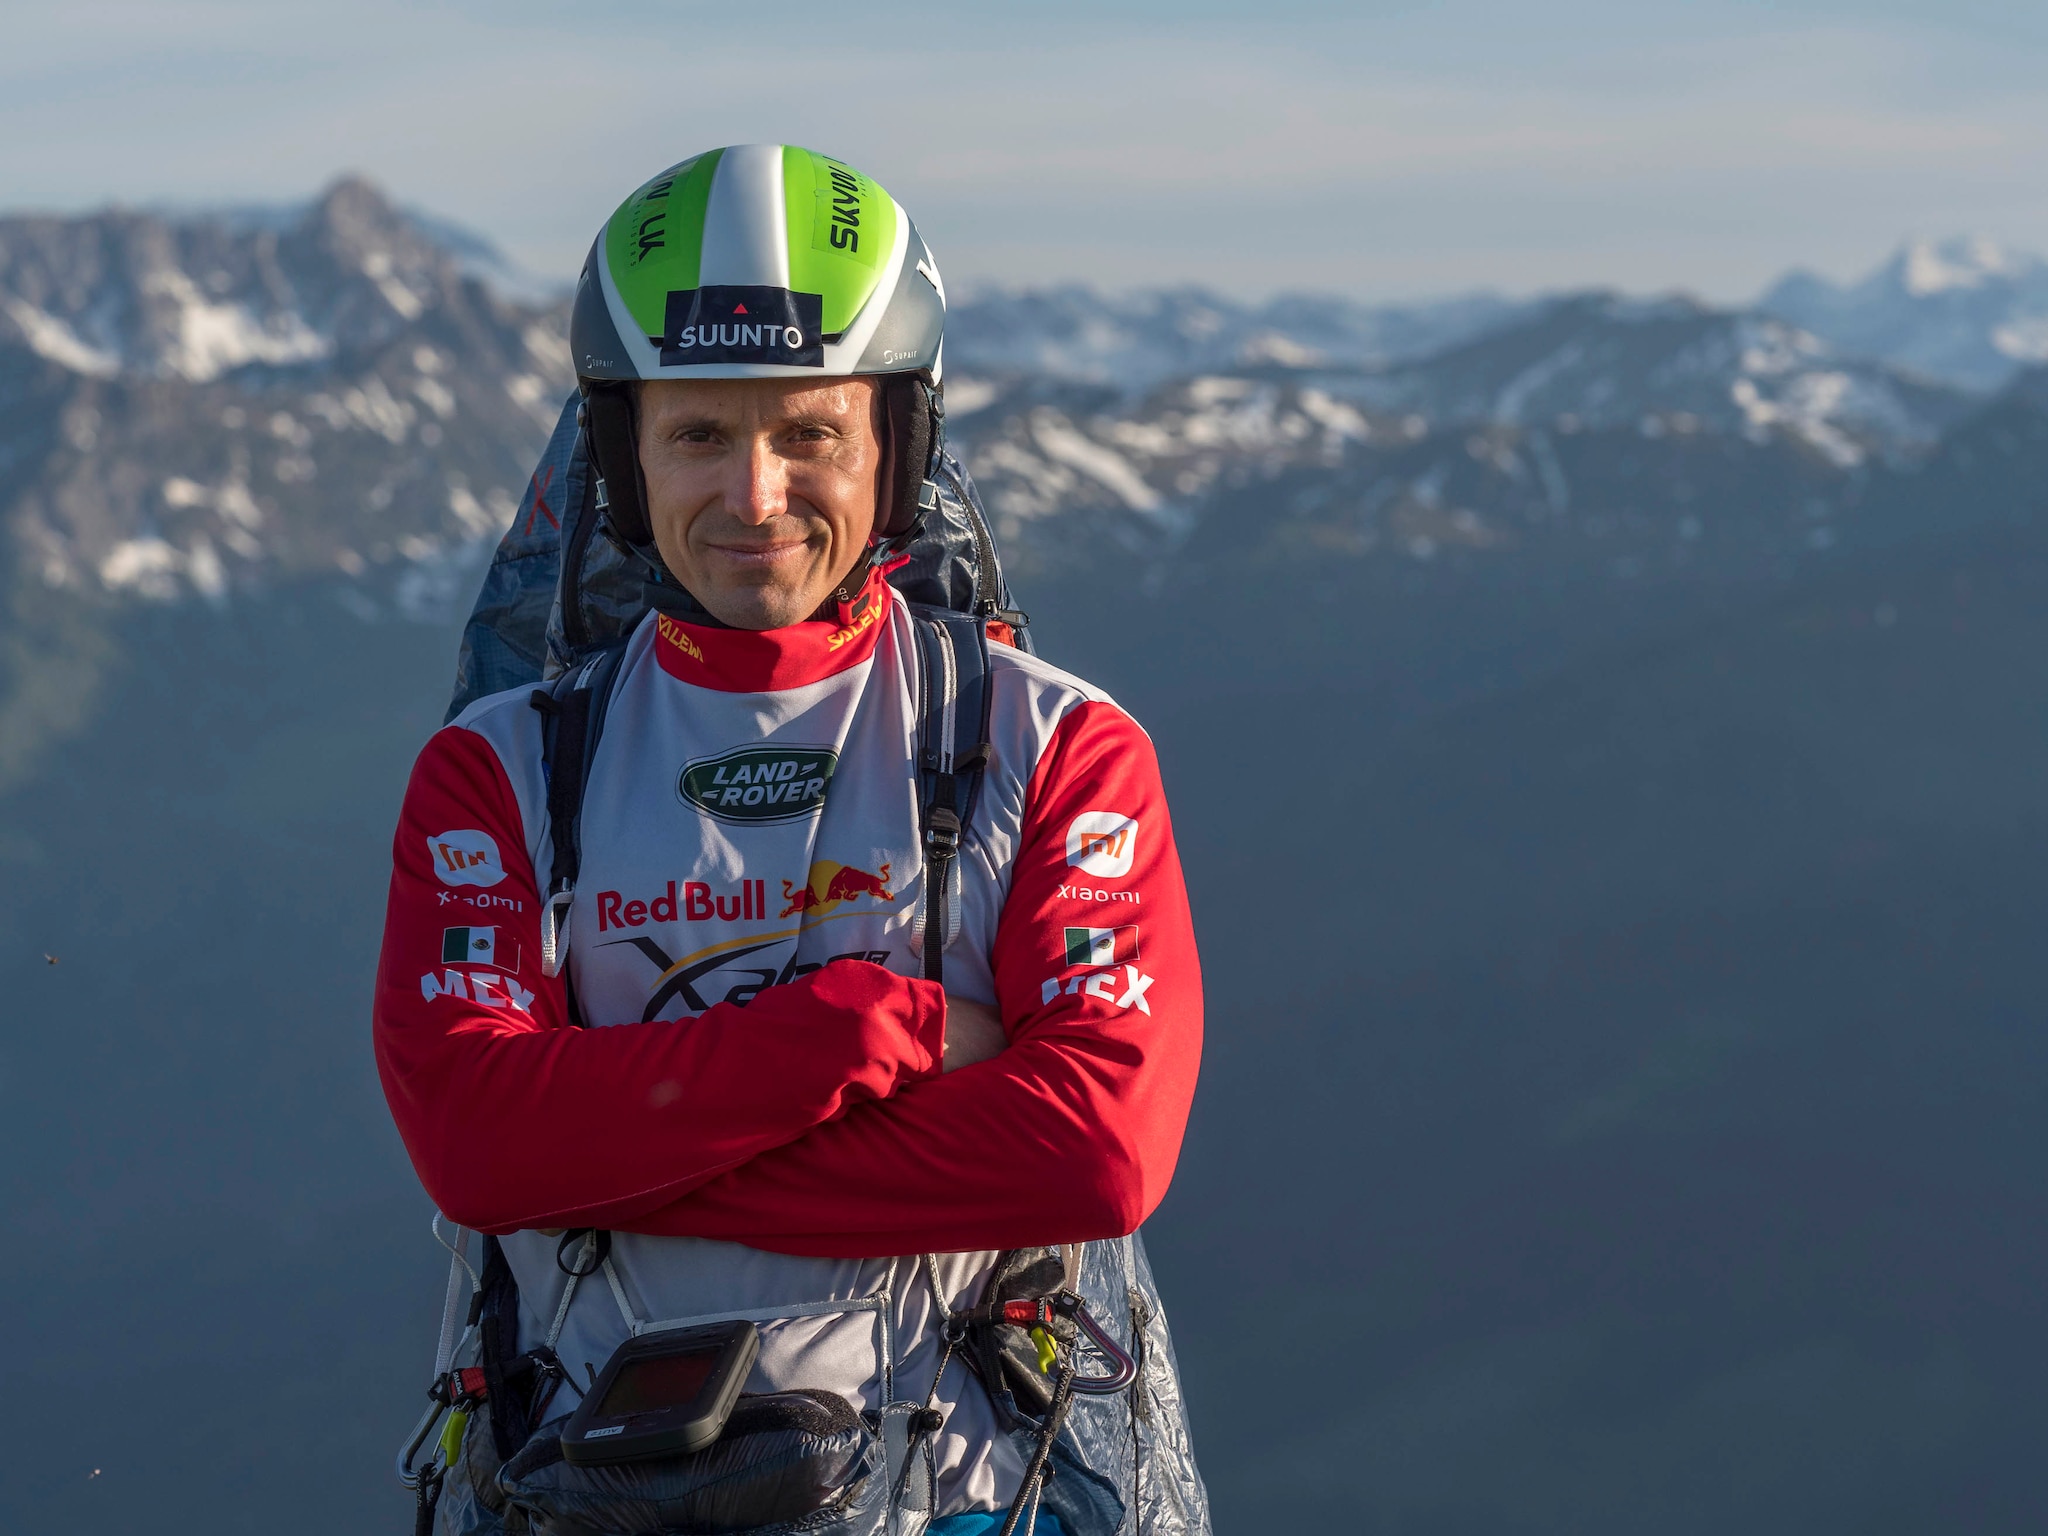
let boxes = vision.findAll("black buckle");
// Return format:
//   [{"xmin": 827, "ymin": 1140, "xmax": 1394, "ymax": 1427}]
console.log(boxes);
[{"xmin": 924, "ymin": 804, "xmax": 962, "ymax": 855}]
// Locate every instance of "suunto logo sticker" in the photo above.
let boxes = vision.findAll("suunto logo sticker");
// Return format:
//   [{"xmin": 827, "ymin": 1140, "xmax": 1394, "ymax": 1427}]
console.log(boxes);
[
  {"xmin": 679, "ymin": 745, "xmax": 836, "ymax": 823},
  {"xmin": 657, "ymin": 285, "xmax": 824, "ymax": 368}
]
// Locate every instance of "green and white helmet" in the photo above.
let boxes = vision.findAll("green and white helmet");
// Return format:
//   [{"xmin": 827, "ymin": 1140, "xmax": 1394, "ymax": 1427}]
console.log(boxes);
[{"xmin": 570, "ymin": 143, "xmax": 946, "ymax": 383}]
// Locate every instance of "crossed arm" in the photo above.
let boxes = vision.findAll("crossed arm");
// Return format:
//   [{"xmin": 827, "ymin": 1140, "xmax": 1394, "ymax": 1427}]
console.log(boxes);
[{"xmin": 373, "ymin": 702, "xmax": 1201, "ymax": 1258}]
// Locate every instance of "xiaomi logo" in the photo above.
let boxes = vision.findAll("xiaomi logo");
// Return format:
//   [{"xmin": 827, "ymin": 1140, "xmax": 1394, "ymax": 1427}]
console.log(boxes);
[
  {"xmin": 1066, "ymin": 812, "xmax": 1137, "ymax": 879},
  {"xmin": 430, "ymin": 828, "xmax": 507, "ymax": 889}
]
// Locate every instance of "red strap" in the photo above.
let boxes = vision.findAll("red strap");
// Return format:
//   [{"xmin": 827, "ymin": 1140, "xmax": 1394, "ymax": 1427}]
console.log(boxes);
[{"xmin": 451, "ymin": 1365, "xmax": 489, "ymax": 1403}]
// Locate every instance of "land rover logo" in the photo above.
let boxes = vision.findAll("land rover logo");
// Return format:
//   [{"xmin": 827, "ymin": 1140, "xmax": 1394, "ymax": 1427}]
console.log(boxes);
[{"xmin": 679, "ymin": 746, "xmax": 836, "ymax": 823}]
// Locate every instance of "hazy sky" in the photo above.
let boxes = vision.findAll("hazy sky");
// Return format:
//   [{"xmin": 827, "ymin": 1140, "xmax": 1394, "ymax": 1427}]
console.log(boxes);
[{"xmin": 4, "ymin": 0, "xmax": 2046, "ymax": 302}]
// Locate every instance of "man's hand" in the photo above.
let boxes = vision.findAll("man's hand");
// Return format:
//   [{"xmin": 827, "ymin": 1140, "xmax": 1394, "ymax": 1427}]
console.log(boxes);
[{"xmin": 942, "ymin": 994, "xmax": 1008, "ymax": 1073}]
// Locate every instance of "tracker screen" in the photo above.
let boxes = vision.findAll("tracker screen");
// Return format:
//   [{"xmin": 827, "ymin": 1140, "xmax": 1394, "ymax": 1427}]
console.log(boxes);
[{"xmin": 597, "ymin": 1349, "xmax": 720, "ymax": 1417}]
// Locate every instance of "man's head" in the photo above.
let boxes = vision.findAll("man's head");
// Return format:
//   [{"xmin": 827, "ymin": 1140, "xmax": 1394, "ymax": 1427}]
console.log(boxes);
[
  {"xmin": 568, "ymin": 144, "xmax": 949, "ymax": 623},
  {"xmin": 638, "ymin": 376, "xmax": 882, "ymax": 629}
]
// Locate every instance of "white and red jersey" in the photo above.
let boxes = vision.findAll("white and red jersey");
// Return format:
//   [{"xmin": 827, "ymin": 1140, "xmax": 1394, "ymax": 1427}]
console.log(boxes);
[{"xmin": 373, "ymin": 571, "xmax": 1202, "ymax": 1513}]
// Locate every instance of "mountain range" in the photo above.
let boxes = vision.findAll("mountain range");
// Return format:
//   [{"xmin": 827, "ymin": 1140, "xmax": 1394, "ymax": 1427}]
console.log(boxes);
[{"xmin": 3, "ymin": 183, "xmax": 2046, "ymax": 1534}]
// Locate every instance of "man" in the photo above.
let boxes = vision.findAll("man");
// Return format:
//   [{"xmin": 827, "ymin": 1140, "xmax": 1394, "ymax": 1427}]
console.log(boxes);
[{"xmin": 375, "ymin": 144, "xmax": 1206, "ymax": 1536}]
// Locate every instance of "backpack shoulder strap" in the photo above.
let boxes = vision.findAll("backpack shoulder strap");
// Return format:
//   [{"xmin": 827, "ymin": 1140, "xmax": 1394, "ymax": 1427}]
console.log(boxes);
[
  {"xmin": 529, "ymin": 643, "xmax": 628, "ymax": 983},
  {"xmin": 910, "ymin": 609, "xmax": 995, "ymax": 985}
]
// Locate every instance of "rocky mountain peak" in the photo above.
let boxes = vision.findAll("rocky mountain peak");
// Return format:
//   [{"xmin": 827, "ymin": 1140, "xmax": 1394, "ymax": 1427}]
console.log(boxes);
[{"xmin": 0, "ymin": 185, "xmax": 574, "ymax": 613}]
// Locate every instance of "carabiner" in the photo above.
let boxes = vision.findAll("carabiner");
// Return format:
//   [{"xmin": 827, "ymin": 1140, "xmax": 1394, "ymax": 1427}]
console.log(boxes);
[
  {"xmin": 396, "ymin": 1389, "xmax": 449, "ymax": 1489},
  {"xmin": 1053, "ymin": 1291, "xmax": 1138, "ymax": 1395}
]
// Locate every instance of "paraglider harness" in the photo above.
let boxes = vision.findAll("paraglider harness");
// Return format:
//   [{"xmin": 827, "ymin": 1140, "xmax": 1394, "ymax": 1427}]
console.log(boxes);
[{"xmin": 398, "ymin": 381, "xmax": 1135, "ymax": 1536}]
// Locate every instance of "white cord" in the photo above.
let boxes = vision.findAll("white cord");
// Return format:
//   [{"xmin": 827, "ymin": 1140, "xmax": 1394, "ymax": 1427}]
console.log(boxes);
[
  {"xmin": 430, "ymin": 1213, "xmax": 479, "ymax": 1379},
  {"xmin": 545, "ymin": 1235, "xmax": 592, "ymax": 1351},
  {"xmin": 603, "ymin": 1254, "xmax": 641, "ymax": 1332}
]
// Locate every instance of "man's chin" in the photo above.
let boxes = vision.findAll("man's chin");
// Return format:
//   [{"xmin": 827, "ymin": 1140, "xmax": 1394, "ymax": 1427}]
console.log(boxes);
[{"xmin": 694, "ymin": 580, "xmax": 824, "ymax": 632}]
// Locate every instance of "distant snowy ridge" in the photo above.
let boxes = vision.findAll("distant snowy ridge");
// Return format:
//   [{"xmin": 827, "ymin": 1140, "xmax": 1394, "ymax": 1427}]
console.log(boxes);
[
  {"xmin": 943, "ymin": 284, "xmax": 1534, "ymax": 389},
  {"xmin": 1322, "ymin": 293, "xmax": 1971, "ymax": 469},
  {"xmin": 1761, "ymin": 237, "xmax": 2048, "ymax": 392}
]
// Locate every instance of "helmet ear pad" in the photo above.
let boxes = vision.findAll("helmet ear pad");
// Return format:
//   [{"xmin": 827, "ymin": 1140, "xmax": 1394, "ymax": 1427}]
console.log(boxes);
[
  {"xmin": 582, "ymin": 383, "xmax": 653, "ymax": 547},
  {"xmin": 878, "ymin": 373, "xmax": 937, "ymax": 543}
]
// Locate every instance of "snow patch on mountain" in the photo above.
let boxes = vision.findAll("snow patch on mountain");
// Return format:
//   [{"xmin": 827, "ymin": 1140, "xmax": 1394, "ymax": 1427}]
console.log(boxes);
[
  {"xmin": 143, "ymin": 265, "xmax": 333, "ymax": 381},
  {"xmin": 2, "ymin": 298, "xmax": 120, "ymax": 376},
  {"xmin": 98, "ymin": 534, "xmax": 228, "ymax": 603},
  {"xmin": 1030, "ymin": 413, "xmax": 1163, "ymax": 513},
  {"xmin": 1901, "ymin": 237, "xmax": 2018, "ymax": 296}
]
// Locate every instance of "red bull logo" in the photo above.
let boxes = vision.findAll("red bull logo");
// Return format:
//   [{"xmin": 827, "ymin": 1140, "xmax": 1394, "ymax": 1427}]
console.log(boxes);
[{"xmin": 781, "ymin": 860, "xmax": 894, "ymax": 918}]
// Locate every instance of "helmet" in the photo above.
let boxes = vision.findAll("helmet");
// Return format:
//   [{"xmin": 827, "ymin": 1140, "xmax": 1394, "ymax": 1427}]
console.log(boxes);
[
  {"xmin": 570, "ymin": 144, "xmax": 947, "ymax": 551},
  {"xmin": 571, "ymin": 143, "xmax": 945, "ymax": 384}
]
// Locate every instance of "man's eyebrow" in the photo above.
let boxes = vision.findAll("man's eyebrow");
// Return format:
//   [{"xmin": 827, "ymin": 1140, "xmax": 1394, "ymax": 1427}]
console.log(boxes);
[{"xmin": 653, "ymin": 412, "xmax": 727, "ymax": 434}]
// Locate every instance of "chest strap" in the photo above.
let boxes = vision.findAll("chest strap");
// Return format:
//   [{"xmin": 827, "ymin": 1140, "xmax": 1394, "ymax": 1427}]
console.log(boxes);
[
  {"xmin": 910, "ymin": 610, "xmax": 994, "ymax": 986},
  {"xmin": 530, "ymin": 645, "xmax": 628, "ymax": 988}
]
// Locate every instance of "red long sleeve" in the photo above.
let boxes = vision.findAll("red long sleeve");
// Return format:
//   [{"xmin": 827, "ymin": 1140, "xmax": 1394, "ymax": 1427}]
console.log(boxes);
[
  {"xmin": 618, "ymin": 701, "xmax": 1204, "ymax": 1256},
  {"xmin": 372, "ymin": 725, "xmax": 947, "ymax": 1233}
]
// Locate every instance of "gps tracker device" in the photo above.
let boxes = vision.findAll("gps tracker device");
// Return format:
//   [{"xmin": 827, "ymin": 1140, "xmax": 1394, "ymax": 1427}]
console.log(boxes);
[{"xmin": 561, "ymin": 1320, "xmax": 760, "ymax": 1466}]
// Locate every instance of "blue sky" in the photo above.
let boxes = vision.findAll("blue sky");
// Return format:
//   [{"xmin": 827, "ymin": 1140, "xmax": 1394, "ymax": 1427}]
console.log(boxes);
[{"xmin": 3, "ymin": 0, "xmax": 2045, "ymax": 301}]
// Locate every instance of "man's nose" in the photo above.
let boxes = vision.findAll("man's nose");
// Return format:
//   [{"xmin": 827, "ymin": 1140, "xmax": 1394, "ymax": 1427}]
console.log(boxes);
[{"xmin": 728, "ymin": 436, "xmax": 789, "ymax": 525}]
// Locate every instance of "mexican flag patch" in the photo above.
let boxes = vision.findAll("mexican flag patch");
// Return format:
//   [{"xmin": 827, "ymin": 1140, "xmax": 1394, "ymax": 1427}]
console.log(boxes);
[
  {"xmin": 442, "ymin": 926, "xmax": 514, "ymax": 969},
  {"xmin": 1063, "ymin": 926, "xmax": 1139, "ymax": 966}
]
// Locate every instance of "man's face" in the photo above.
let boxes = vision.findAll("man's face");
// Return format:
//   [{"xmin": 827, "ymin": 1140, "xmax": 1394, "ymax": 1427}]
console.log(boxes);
[{"xmin": 638, "ymin": 376, "xmax": 882, "ymax": 630}]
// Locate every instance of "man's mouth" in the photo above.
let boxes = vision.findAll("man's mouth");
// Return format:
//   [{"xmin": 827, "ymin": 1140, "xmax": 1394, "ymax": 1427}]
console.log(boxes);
[{"xmin": 705, "ymin": 540, "xmax": 807, "ymax": 569}]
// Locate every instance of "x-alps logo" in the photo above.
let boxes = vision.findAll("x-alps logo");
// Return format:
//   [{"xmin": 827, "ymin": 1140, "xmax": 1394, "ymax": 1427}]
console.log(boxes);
[
  {"xmin": 606, "ymin": 933, "xmax": 893, "ymax": 1022},
  {"xmin": 680, "ymin": 745, "xmax": 835, "ymax": 824},
  {"xmin": 1066, "ymin": 812, "xmax": 1138, "ymax": 879},
  {"xmin": 659, "ymin": 285, "xmax": 825, "ymax": 368},
  {"xmin": 430, "ymin": 829, "xmax": 506, "ymax": 888}
]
